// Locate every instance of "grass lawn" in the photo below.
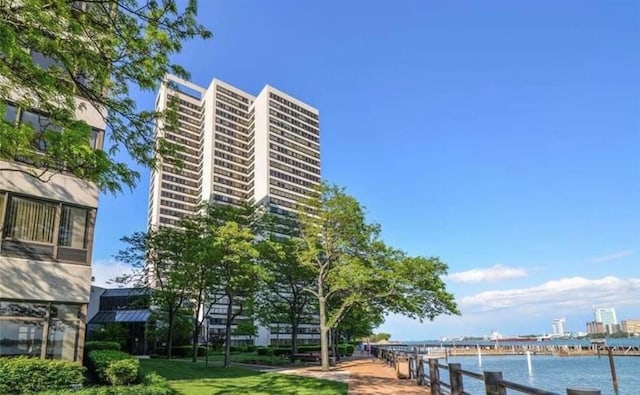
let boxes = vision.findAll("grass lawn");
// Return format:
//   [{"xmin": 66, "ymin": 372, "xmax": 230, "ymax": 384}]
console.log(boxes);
[{"xmin": 140, "ymin": 358, "xmax": 348, "ymax": 395}]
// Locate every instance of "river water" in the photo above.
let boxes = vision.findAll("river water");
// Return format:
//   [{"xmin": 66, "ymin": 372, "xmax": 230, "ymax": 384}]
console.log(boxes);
[
  {"xmin": 398, "ymin": 338, "xmax": 640, "ymax": 394},
  {"xmin": 432, "ymin": 354, "xmax": 638, "ymax": 395}
]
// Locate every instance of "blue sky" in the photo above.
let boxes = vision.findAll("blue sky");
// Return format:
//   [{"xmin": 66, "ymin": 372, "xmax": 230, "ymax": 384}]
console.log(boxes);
[{"xmin": 92, "ymin": 1, "xmax": 640, "ymax": 340}]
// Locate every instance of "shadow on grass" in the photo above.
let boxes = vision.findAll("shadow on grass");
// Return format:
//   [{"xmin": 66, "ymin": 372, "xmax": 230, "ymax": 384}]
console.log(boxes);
[
  {"xmin": 140, "ymin": 359, "xmax": 263, "ymax": 381},
  {"xmin": 140, "ymin": 359, "xmax": 347, "ymax": 395}
]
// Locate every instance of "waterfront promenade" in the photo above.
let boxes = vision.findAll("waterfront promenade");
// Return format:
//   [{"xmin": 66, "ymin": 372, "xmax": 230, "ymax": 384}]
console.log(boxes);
[{"xmin": 278, "ymin": 355, "xmax": 424, "ymax": 394}]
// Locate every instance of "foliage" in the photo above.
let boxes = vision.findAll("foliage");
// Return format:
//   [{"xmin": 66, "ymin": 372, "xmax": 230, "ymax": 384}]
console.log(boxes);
[
  {"xmin": 87, "ymin": 349, "xmax": 135, "ymax": 384},
  {"xmin": 84, "ymin": 341, "xmax": 121, "ymax": 353},
  {"xmin": 181, "ymin": 202, "xmax": 265, "ymax": 367},
  {"xmin": 116, "ymin": 230, "xmax": 194, "ymax": 358},
  {"xmin": 89, "ymin": 324, "xmax": 129, "ymax": 349},
  {"xmin": 40, "ymin": 373, "xmax": 175, "ymax": 395},
  {"xmin": 105, "ymin": 359, "xmax": 140, "ymax": 386},
  {"xmin": 0, "ymin": 0, "xmax": 211, "ymax": 193},
  {"xmin": 295, "ymin": 183, "xmax": 459, "ymax": 370},
  {"xmin": 233, "ymin": 321, "xmax": 258, "ymax": 338},
  {"xmin": 369, "ymin": 332, "xmax": 392, "ymax": 342},
  {"xmin": 256, "ymin": 224, "xmax": 317, "ymax": 355},
  {"xmin": 147, "ymin": 309, "xmax": 192, "ymax": 349},
  {"xmin": 337, "ymin": 305, "xmax": 384, "ymax": 342},
  {"xmin": 160, "ymin": 345, "xmax": 208, "ymax": 358},
  {"xmin": 0, "ymin": 357, "xmax": 85, "ymax": 394},
  {"xmin": 256, "ymin": 347, "xmax": 274, "ymax": 356}
]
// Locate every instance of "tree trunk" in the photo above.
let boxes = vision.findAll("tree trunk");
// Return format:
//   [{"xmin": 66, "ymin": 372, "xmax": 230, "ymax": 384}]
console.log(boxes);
[
  {"xmin": 334, "ymin": 329, "xmax": 340, "ymax": 362},
  {"xmin": 319, "ymin": 295, "xmax": 329, "ymax": 371},
  {"xmin": 166, "ymin": 309, "xmax": 174, "ymax": 359},
  {"xmin": 223, "ymin": 294, "xmax": 233, "ymax": 368},
  {"xmin": 192, "ymin": 296, "xmax": 203, "ymax": 363},
  {"xmin": 291, "ymin": 319, "xmax": 299, "ymax": 355}
]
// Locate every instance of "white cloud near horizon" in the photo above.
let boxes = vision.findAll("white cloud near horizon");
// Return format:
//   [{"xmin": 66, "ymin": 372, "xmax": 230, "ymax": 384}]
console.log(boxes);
[
  {"xmin": 591, "ymin": 250, "xmax": 633, "ymax": 263},
  {"xmin": 91, "ymin": 259, "xmax": 135, "ymax": 288},
  {"xmin": 447, "ymin": 264, "xmax": 528, "ymax": 283},
  {"xmin": 459, "ymin": 276, "xmax": 640, "ymax": 314}
]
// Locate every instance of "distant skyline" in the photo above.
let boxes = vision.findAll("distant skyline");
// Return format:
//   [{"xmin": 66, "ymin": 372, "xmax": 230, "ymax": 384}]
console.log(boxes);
[{"xmin": 92, "ymin": 1, "xmax": 640, "ymax": 340}]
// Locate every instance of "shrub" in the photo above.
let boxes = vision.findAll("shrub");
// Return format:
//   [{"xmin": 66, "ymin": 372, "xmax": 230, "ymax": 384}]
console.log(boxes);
[
  {"xmin": 272, "ymin": 348, "xmax": 291, "ymax": 356},
  {"xmin": 105, "ymin": 359, "xmax": 139, "ymax": 386},
  {"xmin": 297, "ymin": 345, "xmax": 320, "ymax": 353},
  {"xmin": 256, "ymin": 347, "xmax": 273, "ymax": 356},
  {"xmin": 246, "ymin": 345, "xmax": 257, "ymax": 352},
  {"xmin": 345, "ymin": 344, "xmax": 355, "ymax": 356},
  {"xmin": 87, "ymin": 350, "xmax": 134, "ymax": 384},
  {"xmin": 0, "ymin": 356, "xmax": 85, "ymax": 394},
  {"xmin": 84, "ymin": 341, "xmax": 121, "ymax": 353}
]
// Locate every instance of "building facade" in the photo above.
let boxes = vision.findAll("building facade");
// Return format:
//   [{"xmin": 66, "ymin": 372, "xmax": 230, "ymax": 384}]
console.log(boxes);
[
  {"xmin": 586, "ymin": 321, "xmax": 605, "ymax": 335},
  {"xmin": 621, "ymin": 319, "xmax": 640, "ymax": 335},
  {"xmin": 0, "ymin": 69, "xmax": 104, "ymax": 361},
  {"xmin": 551, "ymin": 318, "xmax": 566, "ymax": 336},
  {"xmin": 148, "ymin": 75, "xmax": 321, "ymax": 346},
  {"xmin": 593, "ymin": 307, "xmax": 618, "ymax": 334}
]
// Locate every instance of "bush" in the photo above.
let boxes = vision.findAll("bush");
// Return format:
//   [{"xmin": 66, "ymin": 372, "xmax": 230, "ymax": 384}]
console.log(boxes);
[
  {"xmin": 297, "ymin": 345, "xmax": 320, "ymax": 353},
  {"xmin": 87, "ymin": 350, "xmax": 134, "ymax": 384},
  {"xmin": 272, "ymin": 348, "xmax": 291, "ymax": 356},
  {"xmin": 246, "ymin": 345, "xmax": 257, "ymax": 352},
  {"xmin": 345, "ymin": 344, "xmax": 355, "ymax": 356},
  {"xmin": 84, "ymin": 341, "xmax": 121, "ymax": 353},
  {"xmin": 256, "ymin": 347, "xmax": 273, "ymax": 356},
  {"xmin": 40, "ymin": 373, "xmax": 176, "ymax": 395},
  {"xmin": 0, "ymin": 356, "xmax": 85, "ymax": 394},
  {"xmin": 105, "ymin": 359, "xmax": 139, "ymax": 386}
]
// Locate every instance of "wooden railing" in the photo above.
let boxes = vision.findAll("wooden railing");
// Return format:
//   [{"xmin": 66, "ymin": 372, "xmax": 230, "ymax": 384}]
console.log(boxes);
[{"xmin": 373, "ymin": 346, "xmax": 603, "ymax": 395}]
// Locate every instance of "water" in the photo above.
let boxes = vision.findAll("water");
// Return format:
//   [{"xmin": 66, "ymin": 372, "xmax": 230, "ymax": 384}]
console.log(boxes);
[
  {"xmin": 433, "ymin": 354, "xmax": 639, "ymax": 395},
  {"xmin": 407, "ymin": 337, "xmax": 640, "ymax": 348}
]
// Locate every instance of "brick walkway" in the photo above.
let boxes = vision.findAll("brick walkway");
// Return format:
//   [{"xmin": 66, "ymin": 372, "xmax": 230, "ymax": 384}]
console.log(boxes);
[{"xmin": 278, "ymin": 357, "xmax": 426, "ymax": 394}]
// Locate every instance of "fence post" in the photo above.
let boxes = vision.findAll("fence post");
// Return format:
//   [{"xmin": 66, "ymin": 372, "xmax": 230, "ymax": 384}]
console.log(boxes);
[
  {"xmin": 428, "ymin": 358, "xmax": 440, "ymax": 395},
  {"xmin": 449, "ymin": 363, "xmax": 464, "ymax": 395},
  {"xmin": 566, "ymin": 389, "xmax": 601, "ymax": 395},
  {"xmin": 483, "ymin": 371, "xmax": 506, "ymax": 395},
  {"xmin": 417, "ymin": 359, "xmax": 424, "ymax": 386}
]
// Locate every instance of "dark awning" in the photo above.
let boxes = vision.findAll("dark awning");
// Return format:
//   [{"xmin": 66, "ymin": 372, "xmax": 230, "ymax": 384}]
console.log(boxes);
[{"xmin": 89, "ymin": 309, "xmax": 151, "ymax": 324}]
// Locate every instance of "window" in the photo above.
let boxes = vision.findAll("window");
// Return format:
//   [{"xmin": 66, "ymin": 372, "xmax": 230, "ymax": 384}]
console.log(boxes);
[
  {"xmin": 4, "ymin": 196, "xmax": 57, "ymax": 243},
  {"xmin": 0, "ymin": 301, "xmax": 82, "ymax": 361},
  {"xmin": 58, "ymin": 206, "xmax": 88, "ymax": 249},
  {"xmin": 3, "ymin": 102, "xmax": 17, "ymax": 123},
  {"xmin": 30, "ymin": 50, "xmax": 64, "ymax": 70}
]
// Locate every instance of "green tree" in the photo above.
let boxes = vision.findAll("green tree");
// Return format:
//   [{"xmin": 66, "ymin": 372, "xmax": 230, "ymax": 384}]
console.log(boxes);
[
  {"xmin": 193, "ymin": 203, "xmax": 265, "ymax": 368},
  {"xmin": 233, "ymin": 320, "xmax": 258, "ymax": 343},
  {"xmin": 257, "ymin": 223, "xmax": 316, "ymax": 355},
  {"xmin": 0, "ymin": 0, "xmax": 211, "ymax": 192},
  {"xmin": 115, "ymin": 228, "xmax": 192, "ymax": 359},
  {"xmin": 296, "ymin": 184, "xmax": 458, "ymax": 370}
]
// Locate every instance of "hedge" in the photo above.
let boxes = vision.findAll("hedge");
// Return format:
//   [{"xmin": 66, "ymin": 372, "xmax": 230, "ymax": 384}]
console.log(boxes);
[
  {"xmin": 87, "ymin": 350, "xmax": 137, "ymax": 385},
  {"xmin": 84, "ymin": 341, "xmax": 121, "ymax": 353},
  {"xmin": 0, "ymin": 356, "xmax": 85, "ymax": 394},
  {"xmin": 40, "ymin": 373, "xmax": 175, "ymax": 395},
  {"xmin": 256, "ymin": 347, "xmax": 273, "ymax": 356}
]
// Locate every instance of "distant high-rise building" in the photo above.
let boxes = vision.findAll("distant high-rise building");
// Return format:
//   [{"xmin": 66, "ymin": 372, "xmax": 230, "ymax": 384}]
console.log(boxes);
[
  {"xmin": 552, "ymin": 318, "xmax": 566, "ymax": 336},
  {"xmin": 593, "ymin": 307, "xmax": 618, "ymax": 334},
  {"xmin": 586, "ymin": 321, "xmax": 605, "ymax": 335}
]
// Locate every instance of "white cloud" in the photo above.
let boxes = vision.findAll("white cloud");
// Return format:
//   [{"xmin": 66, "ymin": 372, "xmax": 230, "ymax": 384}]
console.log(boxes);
[
  {"xmin": 459, "ymin": 276, "xmax": 640, "ymax": 314},
  {"xmin": 447, "ymin": 264, "xmax": 527, "ymax": 283},
  {"xmin": 91, "ymin": 259, "xmax": 135, "ymax": 288},
  {"xmin": 591, "ymin": 250, "xmax": 633, "ymax": 263}
]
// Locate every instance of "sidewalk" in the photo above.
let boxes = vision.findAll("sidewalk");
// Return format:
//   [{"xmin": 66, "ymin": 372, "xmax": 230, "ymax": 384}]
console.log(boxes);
[{"xmin": 279, "ymin": 357, "xmax": 426, "ymax": 394}]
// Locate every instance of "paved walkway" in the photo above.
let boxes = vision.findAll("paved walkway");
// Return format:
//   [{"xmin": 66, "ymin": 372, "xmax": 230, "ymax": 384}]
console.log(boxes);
[{"xmin": 278, "ymin": 357, "xmax": 426, "ymax": 394}]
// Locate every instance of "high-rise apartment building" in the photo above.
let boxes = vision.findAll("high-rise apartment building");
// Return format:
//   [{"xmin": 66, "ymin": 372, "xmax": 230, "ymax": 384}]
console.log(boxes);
[
  {"xmin": 148, "ymin": 75, "xmax": 321, "ymax": 345},
  {"xmin": 551, "ymin": 318, "xmax": 566, "ymax": 336},
  {"xmin": 593, "ymin": 307, "xmax": 618, "ymax": 334},
  {"xmin": 621, "ymin": 319, "xmax": 640, "ymax": 335}
]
